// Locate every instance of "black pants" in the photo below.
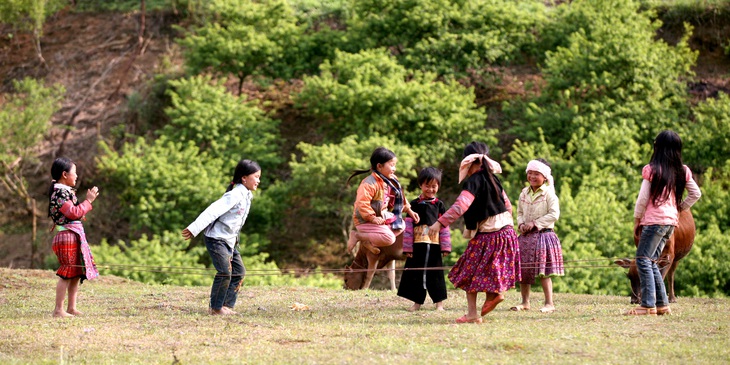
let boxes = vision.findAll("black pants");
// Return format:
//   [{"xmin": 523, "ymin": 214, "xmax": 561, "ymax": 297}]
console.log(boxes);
[{"xmin": 397, "ymin": 242, "xmax": 447, "ymax": 304}]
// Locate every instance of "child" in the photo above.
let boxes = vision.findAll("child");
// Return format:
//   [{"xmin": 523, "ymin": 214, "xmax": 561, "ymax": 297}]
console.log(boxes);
[
  {"xmin": 346, "ymin": 147, "xmax": 420, "ymax": 255},
  {"xmin": 625, "ymin": 130, "xmax": 701, "ymax": 315},
  {"xmin": 511, "ymin": 158, "xmax": 564, "ymax": 313},
  {"xmin": 182, "ymin": 159, "xmax": 261, "ymax": 315},
  {"xmin": 48, "ymin": 157, "xmax": 100, "ymax": 318},
  {"xmin": 397, "ymin": 167, "xmax": 451, "ymax": 311},
  {"xmin": 429, "ymin": 141, "xmax": 520, "ymax": 324}
]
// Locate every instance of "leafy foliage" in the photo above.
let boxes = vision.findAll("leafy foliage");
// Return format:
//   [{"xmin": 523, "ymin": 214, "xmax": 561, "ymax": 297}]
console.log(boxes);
[
  {"xmin": 96, "ymin": 136, "xmax": 226, "ymax": 236},
  {"xmin": 164, "ymin": 75, "xmax": 283, "ymax": 174},
  {"xmin": 296, "ymin": 49, "xmax": 494, "ymax": 165}
]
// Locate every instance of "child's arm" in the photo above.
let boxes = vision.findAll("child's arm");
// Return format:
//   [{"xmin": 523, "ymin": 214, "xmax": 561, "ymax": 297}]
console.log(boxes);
[
  {"xmin": 437, "ymin": 201, "xmax": 451, "ymax": 253},
  {"xmin": 354, "ymin": 181, "xmax": 380, "ymax": 223},
  {"xmin": 516, "ymin": 189, "xmax": 526, "ymax": 233},
  {"xmin": 185, "ymin": 192, "xmax": 238, "ymax": 238},
  {"xmin": 59, "ymin": 199, "xmax": 93, "ymax": 220},
  {"xmin": 403, "ymin": 217, "xmax": 414, "ymax": 254},
  {"xmin": 680, "ymin": 166, "xmax": 701, "ymax": 211}
]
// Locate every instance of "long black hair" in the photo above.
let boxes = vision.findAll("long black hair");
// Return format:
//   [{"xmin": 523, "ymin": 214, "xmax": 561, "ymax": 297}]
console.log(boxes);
[
  {"xmin": 648, "ymin": 130, "xmax": 686, "ymax": 206},
  {"xmin": 227, "ymin": 159, "xmax": 261, "ymax": 192},
  {"xmin": 346, "ymin": 147, "xmax": 397, "ymax": 186},
  {"xmin": 48, "ymin": 157, "xmax": 75, "ymax": 216}
]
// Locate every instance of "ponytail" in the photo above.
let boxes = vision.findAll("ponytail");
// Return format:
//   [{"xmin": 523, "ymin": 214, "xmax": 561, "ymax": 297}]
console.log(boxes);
[{"xmin": 346, "ymin": 147, "xmax": 397, "ymax": 186}]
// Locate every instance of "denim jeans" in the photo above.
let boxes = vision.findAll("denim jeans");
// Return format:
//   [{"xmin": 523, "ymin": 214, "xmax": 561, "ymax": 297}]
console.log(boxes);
[
  {"xmin": 635, "ymin": 225, "xmax": 674, "ymax": 308},
  {"xmin": 205, "ymin": 236, "xmax": 245, "ymax": 310}
]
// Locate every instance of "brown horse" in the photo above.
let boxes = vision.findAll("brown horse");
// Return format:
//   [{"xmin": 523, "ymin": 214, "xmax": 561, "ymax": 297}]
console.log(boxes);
[
  {"xmin": 344, "ymin": 234, "xmax": 406, "ymax": 290},
  {"xmin": 614, "ymin": 209, "xmax": 695, "ymax": 304}
]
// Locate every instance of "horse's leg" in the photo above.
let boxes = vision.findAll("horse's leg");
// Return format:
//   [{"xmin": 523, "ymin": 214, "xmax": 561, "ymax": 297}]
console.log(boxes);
[
  {"xmin": 387, "ymin": 260, "xmax": 396, "ymax": 290},
  {"xmin": 666, "ymin": 260, "xmax": 679, "ymax": 303},
  {"xmin": 362, "ymin": 256, "xmax": 380, "ymax": 290}
]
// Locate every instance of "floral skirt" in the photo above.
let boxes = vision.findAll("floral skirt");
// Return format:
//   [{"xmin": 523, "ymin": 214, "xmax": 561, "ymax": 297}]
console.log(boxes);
[
  {"xmin": 52, "ymin": 231, "xmax": 86, "ymax": 280},
  {"xmin": 517, "ymin": 230, "xmax": 564, "ymax": 284},
  {"xmin": 448, "ymin": 226, "xmax": 520, "ymax": 293}
]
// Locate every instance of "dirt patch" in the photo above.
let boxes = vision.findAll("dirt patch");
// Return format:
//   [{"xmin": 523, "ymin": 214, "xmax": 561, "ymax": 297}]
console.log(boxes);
[{"xmin": 0, "ymin": 8, "xmax": 185, "ymax": 268}]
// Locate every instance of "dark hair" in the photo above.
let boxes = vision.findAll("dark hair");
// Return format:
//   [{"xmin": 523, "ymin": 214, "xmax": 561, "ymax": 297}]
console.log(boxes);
[
  {"xmin": 227, "ymin": 159, "xmax": 261, "ymax": 192},
  {"xmin": 346, "ymin": 147, "xmax": 397, "ymax": 186},
  {"xmin": 48, "ymin": 157, "xmax": 75, "ymax": 216},
  {"xmin": 417, "ymin": 167, "xmax": 442, "ymax": 186},
  {"xmin": 648, "ymin": 130, "xmax": 686, "ymax": 206},
  {"xmin": 463, "ymin": 141, "xmax": 493, "ymax": 174}
]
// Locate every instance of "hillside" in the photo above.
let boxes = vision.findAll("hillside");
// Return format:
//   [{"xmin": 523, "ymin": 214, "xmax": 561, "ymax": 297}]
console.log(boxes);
[
  {"xmin": 1, "ymin": 267, "xmax": 729, "ymax": 364},
  {"xmin": 1, "ymin": 1, "xmax": 730, "ymax": 276}
]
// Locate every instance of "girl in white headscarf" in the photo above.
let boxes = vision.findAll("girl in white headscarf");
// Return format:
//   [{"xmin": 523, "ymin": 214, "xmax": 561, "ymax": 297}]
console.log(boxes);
[{"xmin": 511, "ymin": 158, "xmax": 564, "ymax": 313}]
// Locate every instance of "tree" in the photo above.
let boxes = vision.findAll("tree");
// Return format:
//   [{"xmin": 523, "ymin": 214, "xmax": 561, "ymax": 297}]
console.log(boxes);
[
  {"xmin": 0, "ymin": 78, "xmax": 65, "ymax": 267},
  {"xmin": 0, "ymin": 0, "xmax": 67, "ymax": 64}
]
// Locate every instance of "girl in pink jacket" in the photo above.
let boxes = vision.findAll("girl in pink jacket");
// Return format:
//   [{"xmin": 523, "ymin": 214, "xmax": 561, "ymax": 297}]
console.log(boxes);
[{"xmin": 625, "ymin": 130, "xmax": 701, "ymax": 316}]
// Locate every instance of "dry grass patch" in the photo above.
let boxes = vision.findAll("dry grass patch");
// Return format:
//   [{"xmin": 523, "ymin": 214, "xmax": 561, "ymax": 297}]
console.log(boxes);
[{"xmin": 1, "ymin": 268, "xmax": 729, "ymax": 364}]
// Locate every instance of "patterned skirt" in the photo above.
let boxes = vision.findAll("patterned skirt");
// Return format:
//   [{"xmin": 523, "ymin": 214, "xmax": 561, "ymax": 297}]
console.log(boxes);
[
  {"xmin": 517, "ymin": 230, "xmax": 564, "ymax": 284},
  {"xmin": 448, "ymin": 226, "xmax": 520, "ymax": 293},
  {"xmin": 52, "ymin": 230, "xmax": 86, "ymax": 280}
]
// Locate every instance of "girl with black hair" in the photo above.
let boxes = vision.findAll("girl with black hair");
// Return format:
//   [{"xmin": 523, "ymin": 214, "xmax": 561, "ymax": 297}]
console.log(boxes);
[
  {"xmin": 346, "ymin": 147, "xmax": 420, "ymax": 255},
  {"xmin": 429, "ymin": 141, "xmax": 520, "ymax": 324},
  {"xmin": 182, "ymin": 159, "xmax": 261, "ymax": 315},
  {"xmin": 48, "ymin": 157, "xmax": 100, "ymax": 317},
  {"xmin": 625, "ymin": 130, "xmax": 701, "ymax": 316}
]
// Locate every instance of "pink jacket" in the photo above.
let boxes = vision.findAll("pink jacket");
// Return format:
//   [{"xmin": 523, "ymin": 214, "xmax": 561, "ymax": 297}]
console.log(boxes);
[{"xmin": 634, "ymin": 164, "xmax": 701, "ymax": 226}]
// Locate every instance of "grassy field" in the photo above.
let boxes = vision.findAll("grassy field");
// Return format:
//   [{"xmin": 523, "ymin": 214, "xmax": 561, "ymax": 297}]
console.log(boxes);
[{"xmin": 0, "ymin": 268, "xmax": 728, "ymax": 364}]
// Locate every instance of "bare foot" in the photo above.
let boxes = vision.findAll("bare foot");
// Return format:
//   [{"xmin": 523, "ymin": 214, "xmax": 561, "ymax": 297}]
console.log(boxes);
[
  {"xmin": 407, "ymin": 303, "xmax": 421, "ymax": 312},
  {"xmin": 347, "ymin": 231, "xmax": 359, "ymax": 253},
  {"xmin": 67, "ymin": 309, "xmax": 83, "ymax": 316},
  {"xmin": 209, "ymin": 308, "xmax": 226, "ymax": 315},
  {"xmin": 222, "ymin": 306, "xmax": 237, "ymax": 314},
  {"xmin": 435, "ymin": 302, "xmax": 445, "ymax": 311},
  {"xmin": 53, "ymin": 310, "xmax": 73, "ymax": 318}
]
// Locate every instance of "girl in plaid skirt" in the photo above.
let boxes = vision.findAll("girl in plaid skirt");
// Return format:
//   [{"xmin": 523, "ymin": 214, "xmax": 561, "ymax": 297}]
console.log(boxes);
[{"xmin": 48, "ymin": 157, "xmax": 100, "ymax": 318}]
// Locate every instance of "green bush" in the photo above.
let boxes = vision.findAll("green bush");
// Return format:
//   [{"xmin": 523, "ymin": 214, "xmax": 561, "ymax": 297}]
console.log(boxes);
[
  {"xmin": 96, "ymin": 136, "xmax": 226, "ymax": 236},
  {"xmin": 296, "ymin": 48, "xmax": 494, "ymax": 166},
  {"xmin": 675, "ymin": 222, "xmax": 730, "ymax": 298},
  {"xmin": 164, "ymin": 75, "xmax": 282, "ymax": 175},
  {"xmin": 93, "ymin": 231, "xmax": 210, "ymax": 286}
]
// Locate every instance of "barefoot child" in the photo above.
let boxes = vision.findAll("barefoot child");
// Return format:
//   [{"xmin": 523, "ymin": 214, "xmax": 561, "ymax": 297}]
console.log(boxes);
[
  {"xmin": 429, "ymin": 142, "xmax": 520, "ymax": 324},
  {"xmin": 398, "ymin": 167, "xmax": 451, "ymax": 311},
  {"xmin": 346, "ymin": 147, "xmax": 419, "ymax": 255},
  {"xmin": 182, "ymin": 159, "xmax": 261, "ymax": 315},
  {"xmin": 48, "ymin": 157, "xmax": 100, "ymax": 317},
  {"xmin": 512, "ymin": 158, "xmax": 564, "ymax": 313}
]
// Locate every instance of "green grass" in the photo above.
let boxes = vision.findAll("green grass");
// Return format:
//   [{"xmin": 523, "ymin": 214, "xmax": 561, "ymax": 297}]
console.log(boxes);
[{"xmin": 1, "ymin": 268, "xmax": 729, "ymax": 364}]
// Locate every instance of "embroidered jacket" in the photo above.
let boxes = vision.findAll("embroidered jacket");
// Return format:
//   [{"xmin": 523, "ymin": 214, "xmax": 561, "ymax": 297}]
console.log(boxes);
[
  {"xmin": 403, "ymin": 196, "xmax": 451, "ymax": 253},
  {"xmin": 352, "ymin": 172, "xmax": 411, "ymax": 226},
  {"xmin": 517, "ymin": 184, "xmax": 559, "ymax": 231},
  {"xmin": 49, "ymin": 184, "xmax": 93, "ymax": 226}
]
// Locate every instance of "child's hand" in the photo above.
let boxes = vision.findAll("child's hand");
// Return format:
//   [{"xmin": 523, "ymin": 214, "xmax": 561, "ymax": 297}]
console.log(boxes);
[
  {"xmin": 372, "ymin": 217, "xmax": 385, "ymax": 225},
  {"xmin": 442, "ymin": 252, "xmax": 449, "ymax": 258},
  {"xmin": 428, "ymin": 221, "xmax": 442, "ymax": 233},
  {"xmin": 405, "ymin": 253, "xmax": 413, "ymax": 258},
  {"xmin": 409, "ymin": 211, "xmax": 420, "ymax": 224},
  {"xmin": 181, "ymin": 228, "xmax": 193, "ymax": 240},
  {"xmin": 86, "ymin": 186, "xmax": 100, "ymax": 203}
]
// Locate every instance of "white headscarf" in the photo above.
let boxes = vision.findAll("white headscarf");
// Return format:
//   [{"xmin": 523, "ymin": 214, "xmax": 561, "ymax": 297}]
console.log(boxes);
[
  {"xmin": 458, "ymin": 154, "xmax": 502, "ymax": 183},
  {"xmin": 526, "ymin": 159, "xmax": 554, "ymax": 192}
]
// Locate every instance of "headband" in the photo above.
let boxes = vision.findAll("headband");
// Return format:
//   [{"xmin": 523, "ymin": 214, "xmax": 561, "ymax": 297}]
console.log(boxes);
[
  {"xmin": 526, "ymin": 159, "xmax": 554, "ymax": 192},
  {"xmin": 459, "ymin": 154, "xmax": 502, "ymax": 183}
]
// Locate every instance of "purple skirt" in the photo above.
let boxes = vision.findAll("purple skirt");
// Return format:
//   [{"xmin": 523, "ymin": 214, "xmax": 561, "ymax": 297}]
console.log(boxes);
[
  {"xmin": 448, "ymin": 226, "xmax": 520, "ymax": 293},
  {"xmin": 518, "ymin": 230, "xmax": 564, "ymax": 284}
]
